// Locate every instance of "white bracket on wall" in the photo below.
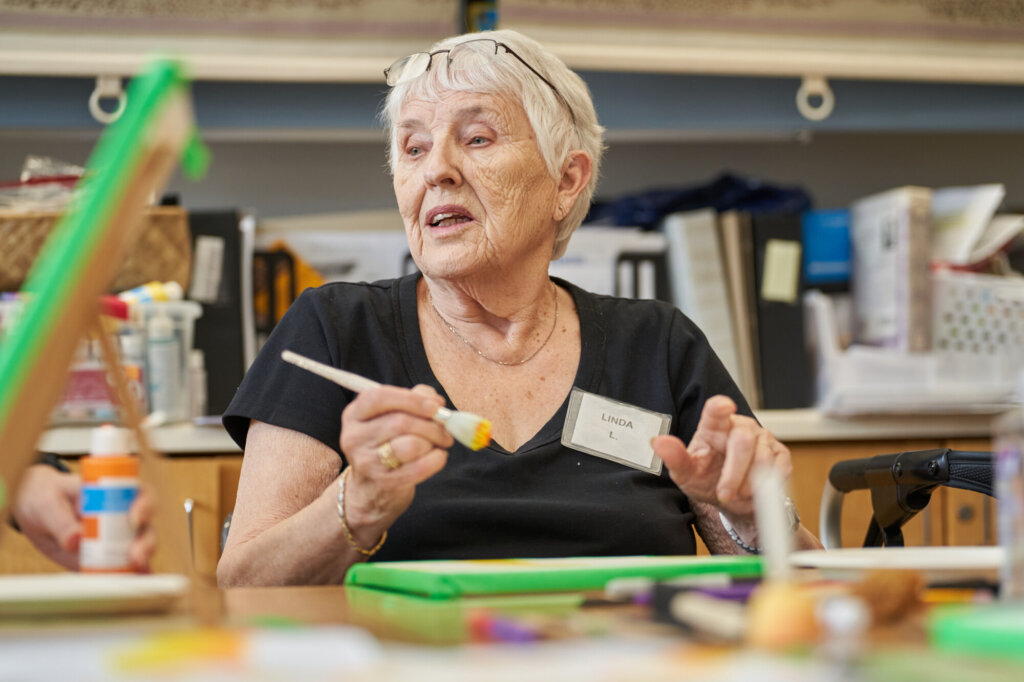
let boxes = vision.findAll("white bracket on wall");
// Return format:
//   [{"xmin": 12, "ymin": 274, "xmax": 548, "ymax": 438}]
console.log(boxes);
[
  {"xmin": 796, "ymin": 75, "xmax": 834, "ymax": 122},
  {"xmin": 88, "ymin": 74, "xmax": 127, "ymax": 124}
]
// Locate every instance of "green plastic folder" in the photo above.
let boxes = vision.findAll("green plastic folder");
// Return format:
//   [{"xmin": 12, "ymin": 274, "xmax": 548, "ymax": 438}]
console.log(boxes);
[
  {"xmin": 928, "ymin": 604, "xmax": 1024, "ymax": 662},
  {"xmin": 345, "ymin": 555, "xmax": 763, "ymax": 599},
  {"xmin": 0, "ymin": 59, "xmax": 204, "ymax": 515}
]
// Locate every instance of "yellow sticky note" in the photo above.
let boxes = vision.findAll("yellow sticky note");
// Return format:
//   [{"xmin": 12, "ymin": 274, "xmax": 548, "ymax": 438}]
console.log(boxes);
[{"xmin": 761, "ymin": 239, "xmax": 802, "ymax": 303}]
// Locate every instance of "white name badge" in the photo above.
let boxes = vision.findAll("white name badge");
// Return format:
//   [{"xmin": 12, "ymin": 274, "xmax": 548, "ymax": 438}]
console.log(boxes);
[{"xmin": 561, "ymin": 388, "xmax": 672, "ymax": 475}]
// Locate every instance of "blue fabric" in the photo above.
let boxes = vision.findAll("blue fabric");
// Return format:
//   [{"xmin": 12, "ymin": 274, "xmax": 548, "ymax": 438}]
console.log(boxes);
[{"xmin": 585, "ymin": 172, "xmax": 813, "ymax": 230}]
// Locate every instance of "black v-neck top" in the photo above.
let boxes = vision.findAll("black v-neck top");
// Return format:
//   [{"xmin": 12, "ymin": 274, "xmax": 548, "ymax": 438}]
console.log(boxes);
[{"xmin": 224, "ymin": 274, "xmax": 751, "ymax": 561}]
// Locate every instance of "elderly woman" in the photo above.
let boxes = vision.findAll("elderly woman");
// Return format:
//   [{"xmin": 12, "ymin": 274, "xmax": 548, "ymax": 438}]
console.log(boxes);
[{"xmin": 218, "ymin": 30, "xmax": 821, "ymax": 586}]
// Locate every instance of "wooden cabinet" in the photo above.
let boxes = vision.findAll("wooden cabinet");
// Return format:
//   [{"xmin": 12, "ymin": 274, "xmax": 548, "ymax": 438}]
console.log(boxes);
[
  {"xmin": 0, "ymin": 454, "xmax": 242, "ymax": 580},
  {"xmin": 146, "ymin": 455, "xmax": 243, "ymax": 579},
  {"xmin": 2, "ymin": 422, "xmax": 996, "ymax": 572}
]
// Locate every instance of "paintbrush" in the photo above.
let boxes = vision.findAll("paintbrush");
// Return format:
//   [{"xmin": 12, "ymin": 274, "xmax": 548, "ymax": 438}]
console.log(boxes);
[{"xmin": 281, "ymin": 349, "xmax": 492, "ymax": 451}]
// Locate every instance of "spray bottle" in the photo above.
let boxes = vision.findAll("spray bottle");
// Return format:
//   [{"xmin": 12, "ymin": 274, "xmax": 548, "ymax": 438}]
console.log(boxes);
[{"xmin": 79, "ymin": 424, "xmax": 139, "ymax": 572}]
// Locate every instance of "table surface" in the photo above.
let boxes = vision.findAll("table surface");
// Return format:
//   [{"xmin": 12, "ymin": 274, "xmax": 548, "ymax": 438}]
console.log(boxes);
[{"xmin": 4, "ymin": 579, "xmax": 1009, "ymax": 682}]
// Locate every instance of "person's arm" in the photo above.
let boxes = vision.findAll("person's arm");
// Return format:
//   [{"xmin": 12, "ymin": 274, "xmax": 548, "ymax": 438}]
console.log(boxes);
[
  {"xmin": 653, "ymin": 395, "xmax": 822, "ymax": 554},
  {"xmin": 218, "ymin": 384, "xmax": 453, "ymax": 587},
  {"xmin": 691, "ymin": 500, "xmax": 821, "ymax": 555},
  {"xmin": 217, "ymin": 421, "xmax": 362, "ymax": 586},
  {"xmin": 11, "ymin": 457, "xmax": 156, "ymax": 571}
]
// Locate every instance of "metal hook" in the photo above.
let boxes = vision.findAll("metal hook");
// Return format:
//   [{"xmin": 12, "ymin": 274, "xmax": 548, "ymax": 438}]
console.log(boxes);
[
  {"xmin": 796, "ymin": 75, "xmax": 834, "ymax": 122},
  {"xmin": 88, "ymin": 75, "xmax": 127, "ymax": 125}
]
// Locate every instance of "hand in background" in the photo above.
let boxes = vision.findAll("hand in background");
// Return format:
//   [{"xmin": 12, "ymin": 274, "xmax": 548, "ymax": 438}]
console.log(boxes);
[
  {"xmin": 11, "ymin": 463, "xmax": 157, "ymax": 572},
  {"xmin": 652, "ymin": 395, "xmax": 791, "ymax": 519}
]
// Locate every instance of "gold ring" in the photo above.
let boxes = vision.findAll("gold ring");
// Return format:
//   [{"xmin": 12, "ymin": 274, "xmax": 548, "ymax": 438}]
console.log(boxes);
[{"xmin": 377, "ymin": 440, "xmax": 400, "ymax": 470}]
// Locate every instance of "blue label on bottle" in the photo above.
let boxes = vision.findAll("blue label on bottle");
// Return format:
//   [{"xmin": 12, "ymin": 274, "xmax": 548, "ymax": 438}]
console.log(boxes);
[{"xmin": 80, "ymin": 485, "xmax": 138, "ymax": 513}]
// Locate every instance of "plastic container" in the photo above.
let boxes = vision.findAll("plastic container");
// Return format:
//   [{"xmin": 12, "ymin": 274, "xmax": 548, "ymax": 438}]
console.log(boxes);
[
  {"xmin": 120, "ymin": 328, "xmax": 148, "ymax": 416},
  {"xmin": 932, "ymin": 269, "xmax": 1024, "ymax": 384},
  {"xmin": 188, "ymin": 348, "xmax": 207, "ymax": 419},
  {"xmin": 138, "ymin": 300, "xmax": 201, "ymax": 423},
  {"xmin": 147, "ymin": 311, "xmax": 180, "ymax": 419},
  {"xmin": 79, "ymin": 424, "xmax": 139, "ymax": 572},
  {"xmin": 805, "ymin": 278, "xmax": 1022, "ymax": 415},
  {"xmin": 993, "ymin": 405, "xmax": 1024, "ymax": 601},
  {"xmin": 44, "ymin": 300, "xmax": 200, "ymax": 425}
]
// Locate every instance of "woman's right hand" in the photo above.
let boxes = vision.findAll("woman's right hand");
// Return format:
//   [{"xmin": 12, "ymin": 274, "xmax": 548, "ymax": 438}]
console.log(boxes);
[{"xmin": 338, "ymin": 384, "xmax": 454, "ymax": 538}]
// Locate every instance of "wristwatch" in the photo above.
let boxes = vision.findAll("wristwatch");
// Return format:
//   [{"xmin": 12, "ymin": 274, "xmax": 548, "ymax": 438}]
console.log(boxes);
[
  {"xmin": 783, "ymin": 495, "xmax": 802, "ymax": 533},
  {"xmin": 719, "ymin": 497, "xmax": 801, "ymax": 555},
  {"xmin": 37, "ymin": 451, "xmax": 71, "ymax": 473}
]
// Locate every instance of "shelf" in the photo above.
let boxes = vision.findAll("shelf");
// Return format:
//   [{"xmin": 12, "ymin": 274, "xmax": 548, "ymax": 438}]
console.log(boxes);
[
  {"xmin": 40, "ymin": 423, "xmax": 239, "ymax": 456},
  {"xmin": 537, "ymin": 30, "xmax": 1024, "ymax": 85},
  {"xmin": 38, "ymin": 410, "xmax": 997, "ymax": 455},
  {"xmin": 0, "ymin": 34, "xmax": 423, "ymax": 82},
  {"xmin": 4, "ymin": 29, "xmax": 1024, "ymax": 85},
  {"xmin": 756, "ymin": 409, "xmax": 996, "ymax": 443}
]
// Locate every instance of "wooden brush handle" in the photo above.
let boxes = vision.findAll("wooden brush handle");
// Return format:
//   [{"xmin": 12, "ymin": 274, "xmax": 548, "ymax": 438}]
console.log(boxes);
[{"xmin": 281, "ymin": 350, "xmax": 380, "ymax": 393}]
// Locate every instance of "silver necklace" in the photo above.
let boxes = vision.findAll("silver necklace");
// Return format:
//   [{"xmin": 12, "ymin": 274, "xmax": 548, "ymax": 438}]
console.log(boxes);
[{"xmin": 429, "ymin": 285, "xmax": 558, "ymax": 366}]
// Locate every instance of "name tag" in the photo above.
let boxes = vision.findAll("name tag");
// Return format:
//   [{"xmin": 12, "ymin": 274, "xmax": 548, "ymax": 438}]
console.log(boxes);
[{"xmin": 561, "ymin": 388, "xmax": 672, "ymax": 475}]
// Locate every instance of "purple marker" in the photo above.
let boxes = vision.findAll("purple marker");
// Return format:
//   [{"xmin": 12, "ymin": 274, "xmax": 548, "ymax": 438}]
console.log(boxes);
[
  {"xmin": 694, "ymin": 581, "xmax": 759, "ymax": 602},
  {"xmin": 488, "ymin": 616, "xmax": 541, "ymax": 643}
]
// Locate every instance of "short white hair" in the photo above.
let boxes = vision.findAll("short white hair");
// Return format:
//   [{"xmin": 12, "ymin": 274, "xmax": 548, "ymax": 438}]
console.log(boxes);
[{"xmin": 382, "ymin": 29, "xmax": 605, "ymax": 260}]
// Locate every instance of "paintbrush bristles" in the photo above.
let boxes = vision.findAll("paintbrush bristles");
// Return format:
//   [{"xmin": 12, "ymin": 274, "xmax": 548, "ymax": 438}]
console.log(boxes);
[
  {"xmin": 437, "ymin": 409, "xmax": 492, "ymax": 451},
  {"xmin": 281, "ymin": 349, "xmax": 492, "ymax": 451}
]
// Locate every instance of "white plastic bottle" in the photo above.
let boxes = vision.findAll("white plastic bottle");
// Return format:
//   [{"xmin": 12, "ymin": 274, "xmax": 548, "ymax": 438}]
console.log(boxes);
[
  {"xmin": 119, "ymin": 329, "xmax": 148, "ymax": 417},
  {"xmin": 79, "ymin": 425, "xmax": 139, "ymax": 572},
  {"xmin": 188, "ymin": 348, "xmax": 207, "ymax": 419},
  {"xmin": 147, "ymin": 312, "xmax": 181, "ymax": 420}
]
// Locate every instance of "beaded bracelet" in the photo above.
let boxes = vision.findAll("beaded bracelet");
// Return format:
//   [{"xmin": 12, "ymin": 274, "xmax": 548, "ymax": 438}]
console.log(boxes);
[
  {"xmin": 718, "ymin": 511, "xmax": 762, "ymax": 555},
  {"xmin": 336, "ymin": 468, "xmax": 387, "ymax": 557}
]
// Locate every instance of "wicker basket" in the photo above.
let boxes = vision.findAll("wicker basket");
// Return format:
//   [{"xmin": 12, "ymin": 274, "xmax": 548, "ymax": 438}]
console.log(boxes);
[{"xmin": 0, "ymin": 206, "xmax": 191, "ymax": 293}]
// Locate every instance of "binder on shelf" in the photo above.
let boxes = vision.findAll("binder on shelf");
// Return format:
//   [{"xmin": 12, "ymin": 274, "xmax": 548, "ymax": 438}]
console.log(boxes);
[
  {"xmin": 549, "ymin": 227, "xmax": 667, "ymax": 299},
  {"xmin": 717, "ymin": 210, "xmax": 761, "ymax": 409},
  {"xmin": 850, "ymin": 186, "xmax": 932, "ymax": 352},
  {"xmin": 187, "ymin": 210, "xmax": 256, "ymax": 417},
  {"xmin": 660, "ymin": 208, "xmax": 741, "ymax": 390},
  {"xmin": 253, "ymin": 248, "xmax": 297, "ymax": 352},
  {"xmin": 801, "ymin": 208, "xmax": 851, "ymax": 290},
  {"xmin": 750, "ymin": 211, "xmax": 815, "ymax": 409}
]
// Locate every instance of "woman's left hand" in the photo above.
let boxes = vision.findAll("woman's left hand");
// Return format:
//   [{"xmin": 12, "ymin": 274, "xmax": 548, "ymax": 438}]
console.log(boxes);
[{"xmin": 651, "ymin": 395, "xmax": 791, "ymax": 519}]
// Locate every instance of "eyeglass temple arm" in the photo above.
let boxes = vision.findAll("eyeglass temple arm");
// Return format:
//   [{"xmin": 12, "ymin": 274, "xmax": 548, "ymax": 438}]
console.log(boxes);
[{"xmin": 493, "ymin": 43, "xmax": 577, "ymax": 128}]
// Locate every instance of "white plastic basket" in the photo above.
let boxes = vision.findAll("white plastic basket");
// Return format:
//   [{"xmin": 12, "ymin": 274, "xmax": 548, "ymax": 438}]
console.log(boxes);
[
  {"xmin": 806, "ymin": 269, "xmax": 1024, "ymax": 415},
  {"xmin": 932, "ymin": 269, "xmax": 1024, "ymax": 385}
]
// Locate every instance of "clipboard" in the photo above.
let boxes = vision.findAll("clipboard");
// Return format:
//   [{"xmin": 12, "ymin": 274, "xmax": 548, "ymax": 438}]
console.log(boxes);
[
  {"xmin": 345, "ymin": 555, "xmax": 763, "ymax": 599},
  {"xmin": 0, "ymin": 60, "xmax": 204, "ymax": 563}
]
